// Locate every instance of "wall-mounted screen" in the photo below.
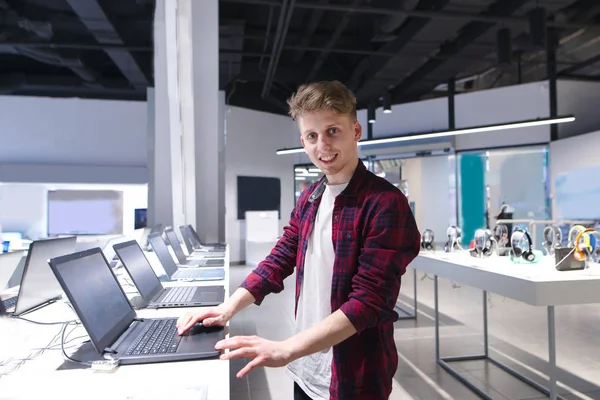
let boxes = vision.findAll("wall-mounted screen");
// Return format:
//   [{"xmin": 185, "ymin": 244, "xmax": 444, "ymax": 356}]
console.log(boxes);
[
  {"xmin": 134, "ymin": 208, "xmax": 147, "ymax": 229},
  {"xmin": 237, "ymin": 176, "xmax": 281, "ymax": 220},
  {"xmin": 48, "ymin": 190, "xmax": 124, "ymax": 235}
]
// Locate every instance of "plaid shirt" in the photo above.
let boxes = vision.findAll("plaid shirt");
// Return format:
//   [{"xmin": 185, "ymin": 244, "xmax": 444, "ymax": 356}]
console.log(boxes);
[{"xmin": 240, "ymin": 159, "xmax": 420, "ymax": 399}]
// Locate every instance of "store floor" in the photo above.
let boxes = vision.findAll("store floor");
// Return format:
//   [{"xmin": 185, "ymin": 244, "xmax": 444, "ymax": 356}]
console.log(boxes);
[{"xmin": 228, "ymin": 265, "xmax": 600, "ymax": 400}]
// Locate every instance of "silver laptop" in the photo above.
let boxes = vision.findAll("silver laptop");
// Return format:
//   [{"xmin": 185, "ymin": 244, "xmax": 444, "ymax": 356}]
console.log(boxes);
[
  {"xmin": 0, "ymin": 251, "xmax": 25, "ymax": 312},
  {"xmin": 1, "ymin": 236, "xmax": 76, "ymax": 316},
  {"xmin": 48, "ymin": 248, "xmax": 224, "ymax": 365},
  {"xmin": 164, "ymin": 228, "xmax": 224, "ymax": 267},
  {"xmin": 147, "ymin": 233, "xmax": 225, "ymax": 281},
  {"xmin": 102, "ymin": 235, "xmax": 130, "ymax": 268},
  {"xmin": 113, "ymin": 240, "xmax": 225, "ymax": 309},
  {"xmin": 179, "ymin": 225, "xmax": 226, "ymax": 253}
]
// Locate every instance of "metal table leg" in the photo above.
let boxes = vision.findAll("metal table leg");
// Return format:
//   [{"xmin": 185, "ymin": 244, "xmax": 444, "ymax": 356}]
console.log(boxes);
[
  {"xmin": 548, "ymin": 305, "xmax": 557, "ymax": 400},
  {"xmin": 433, "ymin": 281, "xmax": 565, "ymax": 399},
  {"xmin": 395, "ymin": 268, "xmax": 418, "ymax": 320}
]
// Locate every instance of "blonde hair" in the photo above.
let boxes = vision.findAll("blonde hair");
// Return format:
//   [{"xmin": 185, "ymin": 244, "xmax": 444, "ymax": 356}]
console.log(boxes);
[{"xmin": 287, "ymin": 81, "xmax": 357, "ymax": 122}]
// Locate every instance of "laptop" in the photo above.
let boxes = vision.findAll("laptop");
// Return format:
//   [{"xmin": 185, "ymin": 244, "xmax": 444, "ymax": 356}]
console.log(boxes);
[
  {"xmin": 0, "ymin": 251, "xmax": 25, "ymax": 312},
  {"xmin": 102, "ymin": 235, "xmax": 130, "ymax": 268},
  {"xmin": 179, "ymin": 225, "xmax": 226, "ymax": 253},
  {"xmin": 1, "ymin": 236, "xmax": 77, "ymax": 316},
  {"xmin": 164, "ymin": 228, "xmax": 224, "ymax": 267},
  {"xmin": 48, "ymin": 248, "xmax": 224, "ymax": 365},
  {"xmin": 147, "ymin": 233, "xmax": 225, "ymax": 281},
  {"xmin": 113, "ymin": 240, "xmax": 225, "ymax": 309}
]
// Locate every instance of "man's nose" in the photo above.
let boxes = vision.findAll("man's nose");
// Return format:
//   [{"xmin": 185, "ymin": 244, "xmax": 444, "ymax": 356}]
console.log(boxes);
[{"xmin": 318, "ymin": 134, "xmax": 332, "ymax": 150}]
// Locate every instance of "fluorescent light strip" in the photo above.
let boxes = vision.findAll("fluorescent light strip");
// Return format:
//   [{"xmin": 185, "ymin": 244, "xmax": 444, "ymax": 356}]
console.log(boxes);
[{"xmin": 276, "ymin": 116, "xmax": 575, "ymax": 155}]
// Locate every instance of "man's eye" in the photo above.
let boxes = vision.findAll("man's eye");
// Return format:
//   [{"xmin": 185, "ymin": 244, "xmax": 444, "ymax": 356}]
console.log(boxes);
[
  {"xmin": 307, "ymin": 133, "xmax": 316, "ymax": 139},
  {"xmin": 329, "ymin": 128, "xmax": 338, "ymax": 134}
]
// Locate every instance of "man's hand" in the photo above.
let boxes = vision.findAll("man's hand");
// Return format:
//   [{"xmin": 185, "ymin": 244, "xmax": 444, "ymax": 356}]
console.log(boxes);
[
  {"xmin": 217, "ymin": 335, "xmax": 294, "ymax": 378},
  {"xmin": 176, "ymin": 304, "xmax": 232, "ymax": 335}
]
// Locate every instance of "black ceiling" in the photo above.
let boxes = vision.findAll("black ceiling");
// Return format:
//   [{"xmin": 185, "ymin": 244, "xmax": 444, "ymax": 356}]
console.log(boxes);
[{"xmin": 1, "ymin": 0, "xmax": 600, "ymax": 114}]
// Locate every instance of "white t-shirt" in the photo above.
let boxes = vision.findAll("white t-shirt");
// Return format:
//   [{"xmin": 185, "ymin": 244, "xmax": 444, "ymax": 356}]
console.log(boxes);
[{"xmin": 286, "ymin": 182, "xmax": 348, "ymax": 400}]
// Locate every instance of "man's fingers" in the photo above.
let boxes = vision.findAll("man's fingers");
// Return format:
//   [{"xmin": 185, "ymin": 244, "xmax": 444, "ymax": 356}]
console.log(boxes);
[
  {"xmin": 216, "ymin": 336, "xmax": 255, "ymax": 350},
  {"xmin": 220, "ymin": 347, "xmax": 256, "ymax": 361},
  {"xmin": 236, "ymin": 357, "xmax": 263, "ymax": 379}
]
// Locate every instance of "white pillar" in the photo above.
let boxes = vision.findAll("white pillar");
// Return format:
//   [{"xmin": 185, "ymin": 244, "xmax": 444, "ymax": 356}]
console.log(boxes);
[
  {"xmin": 149, "ymin": 0, "xmax": 224, "ymax": 240},
  {"xmin": 191, "ymin": 0, "xmax": 224, "ymax": 243},
  {"xmin": 148, "ymin": 0, "xmax": 174, "ymax": 228}
]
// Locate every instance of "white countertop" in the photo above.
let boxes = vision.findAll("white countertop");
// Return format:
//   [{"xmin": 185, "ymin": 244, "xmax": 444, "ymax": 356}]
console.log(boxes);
[
  {"xmin": 411, "ymin": 251, "xmax": 600, "ymax": 306},
  {"xmin": 0, "ymin": 247, "xmax": 231, "ymax": 400}
]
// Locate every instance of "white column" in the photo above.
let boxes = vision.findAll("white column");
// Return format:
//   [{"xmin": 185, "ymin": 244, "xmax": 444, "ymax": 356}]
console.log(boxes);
[
  {"xmin": 191, "ymin": 0, "xmax": 224, "ymax": 243},
  {"xmin": 176, "ymin": 0, "xmax": 197, "ymax": 233},
  {"xmin": 148, "ymin": 0, "xmax": 174, "ymax": 228},
  {"xmin": 164, "ymin": 0, "xmax": 185, "ymax": 230}
]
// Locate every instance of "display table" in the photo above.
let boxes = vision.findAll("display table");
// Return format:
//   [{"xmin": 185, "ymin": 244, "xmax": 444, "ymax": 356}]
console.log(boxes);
[
  {"xmin": 412, "ymin": 251, "xmax": 600, "ymax": 400},
  {"xmin": 0, "ymin": 248, "xmax": 231, "ymax": 400}
]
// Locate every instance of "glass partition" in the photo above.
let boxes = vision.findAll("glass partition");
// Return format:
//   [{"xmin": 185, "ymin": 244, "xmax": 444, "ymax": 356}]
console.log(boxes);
[{"xmin": 458, "ymin": 145, "xmax": 550, "ymax": 248}]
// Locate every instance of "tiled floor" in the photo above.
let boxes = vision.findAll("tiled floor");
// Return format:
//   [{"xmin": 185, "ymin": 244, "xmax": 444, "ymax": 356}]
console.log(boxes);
[{"xmin": 228, "ymin": 266, "xmax": 600, "ymax": 400}]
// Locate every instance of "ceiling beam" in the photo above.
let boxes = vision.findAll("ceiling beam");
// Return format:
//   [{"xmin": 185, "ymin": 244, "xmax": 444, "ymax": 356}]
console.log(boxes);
[
  {"xmin": 221, "ymin": 0, "xmax": 599, "ymax": 29},
  {"xmin": 306, "ymin": 0, "xmax": 362, "ymax": 82},
  {"xmin": 558, "ymin": 53, "xmax": 600, "ymax": 76},
  {"xmin": 65, "ymin": 0, "xmax": 149, "ymax": 89},
  {"xmin": 348, "ymin": 0, "xmax": 449, "ymax": 98},
  {"xmin": 389, "ymin": 0, "xmax": 529, "ymax": 103}
]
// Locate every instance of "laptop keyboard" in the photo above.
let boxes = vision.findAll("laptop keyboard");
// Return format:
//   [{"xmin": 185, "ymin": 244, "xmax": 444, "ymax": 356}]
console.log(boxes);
[
  {"xmin": 2, "ymin": 296, "xmax": 17, "ymax": 310},
  {"xmin": 176, "ymin": 269, "xmax": 202, "ymax": 279},
  {"xmin": 201, "ymin": 259, "xmax": 223, "ymax": 267},
  {"xmin": 160, "ymin": 286, "xmax": 196, "ymax": 304},
  {"xmin": 125, "ymin": 319, "xmax": 180, "ymax": 356}
]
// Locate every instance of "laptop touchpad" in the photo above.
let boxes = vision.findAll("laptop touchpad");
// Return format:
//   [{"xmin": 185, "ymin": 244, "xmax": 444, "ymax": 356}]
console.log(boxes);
[{"xmin": 179, "ymin": 324, "xmax": 224, "ymax": 355}]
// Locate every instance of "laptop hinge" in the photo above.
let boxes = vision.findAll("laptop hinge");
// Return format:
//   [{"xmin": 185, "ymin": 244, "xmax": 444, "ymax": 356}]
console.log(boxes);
[
  {"xmin": 104, "ymin": 347, "xmax": 118, "ymax": 354},
  {"xmin": 134, "ymin": 317, "xmax": 145, "ymax": 322}
]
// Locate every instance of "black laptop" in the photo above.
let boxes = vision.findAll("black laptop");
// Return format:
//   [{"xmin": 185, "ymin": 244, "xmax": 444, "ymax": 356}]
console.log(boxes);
[
  {"xmin": 2, "ymin": 236, "xmax": 76, "ymax": 316},
  {"xmin": 48, "ymin": 248, "xmax": 224, "ymax": 365},
  {"xmin": 164, "ymin": 228, "xmax": 224, "ymax": 267},
  {"xmin": 113, "ymin": 240, "xmax": 225, "ymax": 309},
  {"xmin": 147, "ymin": 233, "xmax": 225, "ymax": 281}
]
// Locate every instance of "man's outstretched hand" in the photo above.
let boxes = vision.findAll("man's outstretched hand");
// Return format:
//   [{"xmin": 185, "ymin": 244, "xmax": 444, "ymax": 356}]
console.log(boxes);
[{"xmin": 217, "ymin": 335, "xmax": 295, "ymax": 378}]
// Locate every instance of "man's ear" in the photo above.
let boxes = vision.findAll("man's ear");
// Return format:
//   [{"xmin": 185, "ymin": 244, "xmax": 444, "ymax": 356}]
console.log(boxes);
[
  {"xmin": 354, "ymin": 122, "xmax": 362, "ymax": 142},
  {"xmin": 300, "ymin": 135, "xmax": 305, "ymax": 148}
]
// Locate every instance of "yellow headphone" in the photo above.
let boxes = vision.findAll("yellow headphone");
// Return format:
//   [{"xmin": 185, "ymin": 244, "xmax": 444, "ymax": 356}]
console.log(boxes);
[
  {"xmin": 573, "ymin": 228, "xmax": 595, "ymax": 261},
  {"xmin": 568, "ymin": 225, "xmax": 587, "ymax": 247}
]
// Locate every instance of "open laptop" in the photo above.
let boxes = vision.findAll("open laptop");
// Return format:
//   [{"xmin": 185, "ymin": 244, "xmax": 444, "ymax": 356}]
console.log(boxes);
[
  {"xmin": 147, "ymin": 233, "xmax": 225, "ymax": 281},
  {"xmin": 1, "ymin": 236, "xmax": 77, "ymax": 316},
  {"xmin": 164, "ymin": 228, "xmax": 224, "ymax": 267},
  {"xmin": 179, "ymin": 225, "xmax": 226, "ymax": 253},
  {"xmin": 48, "ymin": 248, "xmax": 224, "ymax": 365},
  {"xmin": 102, "ymin": 235, "xmax": 130, "ymax": 268},
  {"xmin": 0, "ymin": 251, "xmax": 25, "ymax": 312},
  {"xmin": 113, "ymin": 240, "xmax": 225, "ymax": 309}
]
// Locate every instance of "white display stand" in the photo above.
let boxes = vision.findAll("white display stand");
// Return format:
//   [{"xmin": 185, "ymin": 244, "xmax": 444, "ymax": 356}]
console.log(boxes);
[
  {"xmin": 245, "ymin": 211, "xmax": 279, "ymax": 266},
  {"xmin": 411, "ymin": 251, "xmax": 600, "ymax": 400}
]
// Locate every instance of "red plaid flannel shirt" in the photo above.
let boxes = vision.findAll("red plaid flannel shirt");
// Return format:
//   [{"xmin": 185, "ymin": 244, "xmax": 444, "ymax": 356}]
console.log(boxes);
[{"xmin": 240, "ymin": 159, "xmax": 421, "ymax": 399}]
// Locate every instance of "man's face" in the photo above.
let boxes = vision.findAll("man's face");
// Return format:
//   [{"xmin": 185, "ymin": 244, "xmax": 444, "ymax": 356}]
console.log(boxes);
[{"xmin": 297, "ymin": 110, "xmax": 362, "ymax": 181}]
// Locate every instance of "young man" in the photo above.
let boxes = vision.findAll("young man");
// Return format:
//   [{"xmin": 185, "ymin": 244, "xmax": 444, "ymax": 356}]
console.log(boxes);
[{"xmin": 176, "ymin": 81, "xmax": 421, "ymax": 399}]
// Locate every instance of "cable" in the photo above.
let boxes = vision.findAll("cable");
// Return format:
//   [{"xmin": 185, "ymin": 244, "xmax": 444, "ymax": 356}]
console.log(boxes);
[
  {"xmin": 61, "ymin": 321, "xmax": 93, "ymax": 367},
  {"xmin": 12, "ymin": 316, "xmax": 77, "ymax": 325}
]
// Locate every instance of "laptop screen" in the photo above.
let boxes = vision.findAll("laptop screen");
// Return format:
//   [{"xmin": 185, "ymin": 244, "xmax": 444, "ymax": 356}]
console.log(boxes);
[
  {"xmin": 48, "ymin": 248, "xmax": 135, "ymax": 354},
  {"xmin": 16, "ymin": 236, "xmax": 77, "ymax": 315},
  {"xmin": 0, "ymin": 251, "xmax": 24, "ymax": 290},
  {"xmin": 113, "ymin": 241, "xmax": 162, "ymax": 301},
  {"xmin": 164, "ymin": 229, "xmax": 187, "ymax": 264},
  {"xmin": 179, "ymin": 225, "xmax": 195, "ymax": 254},
  {"xmin": 147, "ymin": 233, "xmax": 178, "ymax": 276}
]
